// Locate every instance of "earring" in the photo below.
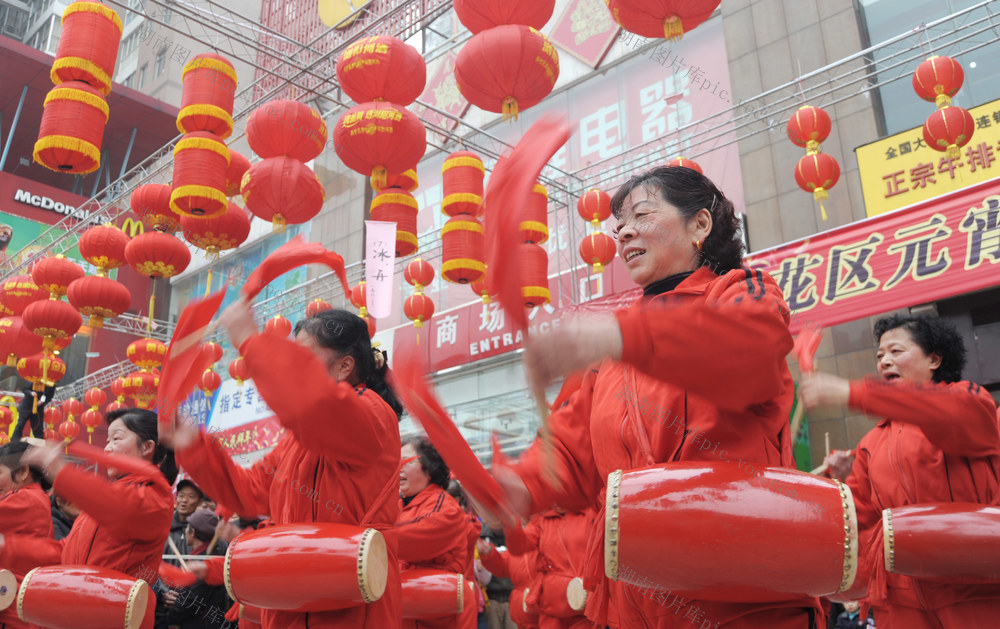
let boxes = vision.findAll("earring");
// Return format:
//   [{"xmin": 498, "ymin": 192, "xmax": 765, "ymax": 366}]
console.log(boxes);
[{"xmin": 694, "ymin": 240, "xmax": 702, "ymax": 251}]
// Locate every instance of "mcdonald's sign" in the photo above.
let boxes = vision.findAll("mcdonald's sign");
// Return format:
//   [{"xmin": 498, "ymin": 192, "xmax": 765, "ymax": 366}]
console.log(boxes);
[{"xmin": 120, "ymin": 217, "xmax": 145, "ymax": 238}]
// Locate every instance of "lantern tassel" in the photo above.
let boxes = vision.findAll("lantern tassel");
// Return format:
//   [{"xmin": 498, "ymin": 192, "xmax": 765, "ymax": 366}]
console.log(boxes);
[
  {"xmin": 206, "ymin": 268, "xmax": 213, "ymax": 298},
  {"xmin": 813, "ymin": 188, "xmax": 829, "ymax": 220},
  {"xmin": 148, "ymin": 290, "xmax": 156, "ymax": 335},
  {"xmin": 501, "ymin": 97, "xmax": 519, "ymax": 123},
  {"xmin": 947, "ymin": 144, "xmax": 961, "ymax": 160},
  {"xmin": 935, "ymin": 94, "xmax": 952, "ymax": 109},
  {"xmin": 663, "ymin": 15, "xmax": 684, "ymax": 41},
  {"xmin": 360, "ymin": 306, "xmax": 368, "ymax": 319},
  {"xmin": 7, "ymin": 355, "xmax": 15, "ymax": 368},
  {"xmin": 272, "ymin": 214, "xmax": 286, "ymax": 233},
  {"xmin": 593, "ymin": 262, "xmax": 604, "ymax": 274},
  {"xmin": 805, "ymin": 140, "xmax": 821, "ymax": 155},
  {"xmin": 32, "ymin": 395, "xmax": 38, "ymax": 415},
  {"xmin": 372, "ymin": 166, "xmax": 388, "ymax": 191}
]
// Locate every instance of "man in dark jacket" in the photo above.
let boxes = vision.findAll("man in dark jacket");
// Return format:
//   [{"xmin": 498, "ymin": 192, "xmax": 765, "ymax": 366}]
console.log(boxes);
[
  {"xmin": 50, "ymin": 492, "xmax": 80, "ymax": 540},
  {"xmin": 481, "ymin": 524, "xmax": 516, "ymax": 629},
  {"xmin": 164, "ymin": 479, "xmax": 204, "ymax": 566}
]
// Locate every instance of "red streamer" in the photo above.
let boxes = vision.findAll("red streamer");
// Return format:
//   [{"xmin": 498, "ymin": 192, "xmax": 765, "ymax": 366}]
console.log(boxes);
[
  {"xmin": 793, "ymin": 325, "xmax": 824, "ymax": 373},
  {"xmin": 242, "ymin": 236, "xmax": 349, "ymax": 302}
]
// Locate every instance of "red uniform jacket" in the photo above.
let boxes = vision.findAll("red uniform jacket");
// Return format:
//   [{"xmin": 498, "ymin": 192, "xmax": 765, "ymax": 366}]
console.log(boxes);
[
  {"xmin": 0, "ymin": 483, "xmax": 52, "ymax": 629},
  {"xmin": 176, "ymin": 333, "xmax": 402, "ymax": 629},
  {"xmin": 513, "ymin": 267, "xmax": 820, "ymax": 627},
  {"xmin": 846, "ymin": 377, "xmax": 1000, "ymax": 611},
  {"xmin": 396, "ymin": 484, "xmax": 475, "ymax": 629}
]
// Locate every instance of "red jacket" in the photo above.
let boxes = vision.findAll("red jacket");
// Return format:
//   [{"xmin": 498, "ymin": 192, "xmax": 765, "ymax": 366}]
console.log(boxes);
[
  {"xmin": 396, "ymin": 484, "xmax": 475, "ymax": 629},
  {"xmin": 846, "ymin": 377, "xmax": 1000, "ymax": 610},
  {"xmin": 177, "ymin": 333, "xmax": 402, "ymax": 629},
  {"xmin": 0, "ymin": 482, "xmax": 52, "ymax": 629},
  {"xmin": 514, "ymin": 267, "xmax": 820, "ymax": 627}
]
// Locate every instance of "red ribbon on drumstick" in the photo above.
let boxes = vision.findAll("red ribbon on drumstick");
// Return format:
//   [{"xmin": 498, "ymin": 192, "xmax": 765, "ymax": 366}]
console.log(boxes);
[
  {"xmin": 242, "ymin": 235, "xmax": 349, "ymax": 301},
  {"xmin": 791, "ymin": 325, "xmax": 838, "ymax": 475}
]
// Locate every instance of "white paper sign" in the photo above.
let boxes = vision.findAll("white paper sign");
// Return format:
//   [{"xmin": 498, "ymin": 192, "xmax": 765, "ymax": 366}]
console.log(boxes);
[{"xmin": 365, "ymin": 220, "xmax": 397, "ymax": 319}]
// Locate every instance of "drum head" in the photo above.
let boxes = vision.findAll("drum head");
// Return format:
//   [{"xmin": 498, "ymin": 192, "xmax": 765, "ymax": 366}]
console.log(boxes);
[
  {"xmin": 566, "ymin": 576, "xmax": 587, "ymax": 611},
  {"xmin": 358, "ymin": 528, "xmax": 388, "ymax": 603},
  {"xmin": 124, "ymin": 581, "xmax": 149, "ymax": 629},
  {"xmin": 0, "ymin": 569, "xmax": 16, "ymax": 611}
]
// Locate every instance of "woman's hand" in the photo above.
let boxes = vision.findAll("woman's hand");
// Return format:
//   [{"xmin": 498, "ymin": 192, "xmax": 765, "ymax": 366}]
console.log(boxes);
[
  {"xmin": 522, "ymin": 313, "xmax": 622, "ymax": 400},
  {"xmin": 186, "ymin": 561, "xmax": 208, "ymax": 582},
  {"xmin": 219, "ymin": 296, "xmax": 258, "ymax": 350},
  {"xmin": 800, "ymin": 371, "xmax": 851, "ymax": 410},
  {"xmin": 823, "ymin": 450, "xmax": 855, "ymax": 482},
  {"xmin": 21, "ymin": 442, "xmax": 67, "ymax": 481},
  {"xmin": 476, "ymin": 538, "xmax": 493, "ymax": 556},
  {"xmin": 164, "ymin": 589, "xmax": 179, "ymax": 607},
  {"xmin": 158, "ymin": 412, "xmax": 201, "ymax": 452}
]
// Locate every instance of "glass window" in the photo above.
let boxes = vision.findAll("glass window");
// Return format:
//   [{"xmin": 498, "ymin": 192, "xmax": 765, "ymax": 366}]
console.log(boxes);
[
  {"xmin": 154, "ymin": 48, "xmax": 167, "ymax": 76},
  {"xmin": 138, "ymin": 63, "xmax": 147, "ymax": 87}
]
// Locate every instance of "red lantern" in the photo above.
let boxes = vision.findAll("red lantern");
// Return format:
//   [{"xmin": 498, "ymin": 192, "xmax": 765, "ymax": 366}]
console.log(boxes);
[
  {"xmin": 333, "ymin": 102, "xmax": 426, "ymax": 189},
  {"xmin": 81, "ymin": 408, "xmax": 103, "ymax": 443},
  {"xmin": 18, "ymin": 352, "xmax": 67, "ymax": 392},
  {"xmin": 22, "ymin": 299, "xmax": 82, "ymax": 350},
  {"xmin": 453, "ymin": 0, "xmax": 556, "ymax": 33},
  {"xmin": 34, "ymin": 81, "xmax": 109, "ymax": 174},
  {"xmin": 404, "ymin": 259, "xmax": 435, "ymax": 293},
  {"xmin": 62, "ymin": 398, "xmax": 84, "ymax": 421},
  {"xmin": 177, "ymin": 53, "xmax": 238, "ymax": 139},
  {"xmin": 241, "ymin": 157, "xmax": 325, "ymax": 229},
  {"xmin": 200, "ymin": 368, "xmax": 222, "ymax": 394},
  {"xmin": 32, "ymin": 255, "xmax": 85, "ymax": 299},
  {"xmin": 78, "ymin": 224, "xmax": 130, "ymax": 274},
  {"xmin": 246, "ymin": 100, "xmax": 328, "ymax": 161},
  {"xmin": 336, "ymin": 36, "xmax": 426, "ymax": 106},
  {"xmin": 50, "ymin": 1, "xmax": 123, "ymax": 95},
  {"xmin": 59, "ymin": 418, "xmax": 81, "ymax": 444},
  {"xmin": 84, "ymin": 387, "xmax": 107, "ymax": 410},
  {"xmin": 67, "ymin": 276, "xmax": 131, "ymax": 327},
  {"xmin": 127, "ymin": 338, "xmax": 167, "ymax": 371},
  {"xmin": 606, "ymin": 0, "xmax": 720, "ymax": 41},
  {"xmin": 265, "ymin": 315, "xmax": 292, "ymax": 338},
  {"xmin": 131, "ymin": 183, "xmax": 182, "ymax": 233},
  {"xmin": 520, "ymin": 184, "xmax": 549, "ymax": 244},
  {"xmin": 576, "ymin": 189, "xmax": 612, "ymax": 230},
  {"xmin": 123, "ymin": 371, "xmax": 159, "ymax": 409},
  {"xmin": 923, "ymin": 106, "xmax": 975, "ymax": 159},
  {"xmin": 786, "ymin": 106, "xmax": 832, "ymax": 153},
  {"xmin": 229, "ymin": 357, "xmax": 250, "ymax": 385},
  {"xmin": 350, "ymin": 282, "xmax": 368, "ymax": 318},
  {"xmin": 0, "ymin": 433, "xmax": 8, "ymax": 446},
  {"xmin": 442, "ymin": 216, "xmax": 486, "ymax": 285},
  {"xmin": 471, "ymin": 276, "xmax": 497, "ymax": 305},
  {"xmin": 125, "ymin": 231, "xmax": 192, "ymax": 278},
  {"xmin": 455, "ymin": 25, "xmax": 559, "ymax": 122},
  {"xmin": 441, "ymin": 151, "xmax": 485, "ymax": 217},
  {"xmin": 580, "ymin": 232, "xmax": 616, "ymax": 274},
  {"xmin": 520, "ymin": 242, "xmax": 550, "ymax": 308},
  {"xmin": 364, "ymin": 316, "xmax": 376, "ymax": 339},
  {"xmin": 0, "ymin": 276, "xmax": 48, "ymax": 316},
  {"xmin": 666, "ymin": 156, "xmax": 703, "ymax": 173},
  {"xmin": 45, "ymin": 406, "xmax": 63, "ymax": 430},
  {"xmin": 201, "ymin": 341, "xmax": 223, "ymax": 365},
  {"xmin": 226, "ymin": 150, "xmax": 251, "ymax": 197},
  {"xmin": 371, "ymin": 169, "xmax": 418, "ymax": 192},
  {"xmin": 0, "ymin": 316, "xmax": 44, "ymax": 367},
  {"xmin": 171, "ymin": 131, "xmax": 230, "ymax": 218},
  {"xmin": 370, "ymin": 189, "xmax": 418, "ymax": 256},
  {"xmin": 305, "ymin": 299, "xmax": 333, "ymax": 318},
  {"xmin": 181, "ymin": 201, "xmax": 251, "ymax": 257},
  {"xmin": 0, "ymin": 406, "xmax": 13, "ymax": 434},
  {"xmin": 105, "ymin": 401, "xmax": 124, "ymax": 414},
  {"xmin": 913, "ymin": 56, "xmax": 965, "ymax": 109},
  {"xmin": 404, "ymin": 293, "xmax": 435, "ymax": 328},
  {"xmin": 794, "ymin": 152, "xmax": 841, "ymax": 221},
  {"xmin": 111, "ymin": 376, "xmax": 126, "ymax": 404}
]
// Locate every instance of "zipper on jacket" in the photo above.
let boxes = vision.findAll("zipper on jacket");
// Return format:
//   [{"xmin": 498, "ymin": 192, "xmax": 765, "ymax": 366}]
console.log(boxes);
[
  {"xmin": 312, "ymin": 460, "xmax": 321, "ymax": 520},
  {"xmin": 669, "ymin": 394, "xmax": 689, "ymax": 462}
]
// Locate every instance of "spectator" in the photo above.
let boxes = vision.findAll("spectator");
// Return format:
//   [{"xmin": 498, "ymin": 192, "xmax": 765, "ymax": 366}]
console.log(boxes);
[
  {"xmin": 834, "ymin": 601, "xmax": 874, "ymax": 629},
  {"xmin": 166, "ymin": 479, "xmax": 204, "ymax": 565},
  {"xmin": 50, "ymin": 492, "xmax": 80, "ymax": 541},
  {"xmin": 480, "ymin": 525, "xmax": 516, "ymax": 629},
  {"xmin": 163, "ymin": 510, "xmax": 231, "ymax": 629}
]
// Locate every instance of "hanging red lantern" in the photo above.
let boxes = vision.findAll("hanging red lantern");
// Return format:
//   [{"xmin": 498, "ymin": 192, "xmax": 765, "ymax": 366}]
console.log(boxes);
[
  {"xmin": 576, "ymin": 189, "xmax": 611, "ymax": 230},
  {"xmin": 171, "ymin": 131, "xmax": 230, "ymax": 219},
  {"xmin": 371, "ymin": 169, "xmax": 418, "ymax": 192},
  {"xmin": 18, "ymin": 352, "xmax": 67, "ymax": 392},
  {"xmin": 33, "ymin": 81, "xmax": 108, "ymax": 174},
  {"xmin": 455, "ymin": 25, "xmax": 559, "ymax": 122},
  {"xmin": 336, "ymin": 36, "xmax": 426, "ymax": 106},
  {"xmin": 370, "ymin": 189, "xmax": 418, "ymax": 256},
  {"xmin": 229, "ymin": 356, "xmax": 250, "ymax": 385},
  {"xmin": 78, "ymin": 224, "xmax": 130, "ymax": 274},
  {"xmin": 62, "ymin": 398, "xmax": 84, "ymax": 421},
  {"xmin": 520, "ymin": 184, "xmax": 549, "ymax": 244},
  {"xmin": 50, "ymin": 1, "xmax": 123, "ymax": 95},
  {"xmin": 59, "ymin": 418, "xmax": 81, "ymax": 444},
  {"xmin": 404, "ymin": 293, "xmax": 435, "ymax": 328},
  {"xmin": 333, "ymin": 101, "xmax": 426, "ymax": 189},
  {"xmin": 0, "ymin": 406, "xmax": 13, "ymax": 435},
  {"xmin": 127, "ymin": 337, "xmax": 167, "ymax": 371},
  {"xmin": 177, "ymin": 53, "xmax": 238, "ymax": 139},
  {"xmin": 0, "ymin": 433, "xmax": 8, "ymax": 446},
  {"xmin": 201, "ymin": 341, "xmax": 223, "ymax": 365},
  {"xmin": 181, "ymin": 201, "xmax": 252, "ymax": 257},
  {"xmin": 125, "ymin": 231, "xmax": 192, "ymax": 278},
  {"xmin": 45, "ymin": 406, "xmax": 63, "ymax": 431},
  {"xmin": 453, "ymin": 0, "xmax": 556, "ymax": 33},
  {"xmin": 122, "ymin": 371, "xmax": 159, "ymax": 409},
  {"xmin": 520, "ymin": 242, "xmax": 550, "ymax": 308},
  {"xmin": 0, "ymin": 276, "xmax": 48, "ymax": 316},
  {"xmin": 442, "ymin": 151, "xmax": 485, "ymax": 217},
  {"xmin": 786, "ymin": 106, "xmax": 832, "ymax": 153},
  {"xmin": 404, "ymin": 258, "xmax": 435, "ymax": 293},
  {"xmin": 32, "ymin": 255, "xmax": 85, "ymax": 299},
  {"xmin": 105, "ymin": 401, "xmax": 124, "ymax": 414},
  {"xmin": 442, "ymin": 216, "xmax": 486, "ymax": 284},
  {"xmin": 22, "ymin": 299, "xmax": 82, "ymax": 350},
  {"xmin": 350, "ymin": 281, "xmax": 368, "ymax": 318},
  {"xmin": 67, "ymin": 275, "xmax": 131, "ymax": 327},
  {"xmin": 794, "ymin": 152, "xmax": 841, "ymax": 221},
  {"xmin": 579, "ymin": 232, "xmax": 616, "ymax": 274},
  {"xmin": 305, "ymin": 299, "xmax": 333, "ymax": 318},
  {"xmin": 923, "ymin": 106, "xmax": 975, "ymax": 159},
  {"xmin": 606, "ymin": 0, "xmax": 720, "ymax": 41},
  {"xmin": 471, "ymin": 276, "xmax": 497, "ymax": 306},
  {"xmin": 81, "ymin": 408, "xmax": 103, "ymax": 443},
  {"xmin": 84, "ymin": 387, "xmax": 107, "ymax": 410},
  {"xmin": 246, "ymin": 100, "xmax": 328, "ymax": 161},
  {"xmin": 0, "ymin": 316, "xmax": 44, "ymax": 367},
  {"xmin": 913, "ymin": 56, "xmax": 965, "ymax": 109},
  {"xmin": 226, "ymin": 150, "xmax": 251, "ymax": 197},
  {"xmin": 200, "ymin": 369, "xmax": 222, "ymax": 395},
  {"xmin": 241, "ymin": 157, "xmax": 325, "ymax": 230},
  {"xmin": 111, "ymin": 376, "xmax": 126, "ymax": 404},
  {"xmin": 666, "ymin": 156, "xmax": 703, "ymax": 173},
  {"xmin": 131, "ymin": 183, "xmax": 182, "ymax": 233},
  {"xmin": 264, "ymin": 315, "xmax": 292, "ymax": 338},
  {"xmin": 364, "ymin": 316, "xmax": 376, "ymax": 339}
]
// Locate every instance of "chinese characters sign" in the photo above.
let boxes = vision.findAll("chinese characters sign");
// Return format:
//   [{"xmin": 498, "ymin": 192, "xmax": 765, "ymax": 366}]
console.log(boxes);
[
  {"xmin": 856, "ymin": 97, "xmax": 1000, "ymax": 217},
  {"xmin": 365, "ymin": 220, "xmax": 396, "ymax": 318}
]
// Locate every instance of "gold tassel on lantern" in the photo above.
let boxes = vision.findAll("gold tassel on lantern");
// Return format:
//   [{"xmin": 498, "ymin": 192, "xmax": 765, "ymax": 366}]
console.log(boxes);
[
  {"xmin": 502, "ymin": 97, "xmax": 519, "ymax": 123},
  {"xmin": 813, "ymin": 188, "xmax": 829, "ymax": 221},
  {"xmin": 372, "ymin": 166, "xmax": 388, "ymax": 191},
  {"xmin": 663, "ymin": 15, "xmax": 684, "ymax": 41},
  {"xmin": 935, "ymin": 93, "xmax": 952, "ymax": 109},
  {"xmin": 806, "ymin": 140, "xmax": 821, "ymax": 155},
  {"xmin": 272, "ymin": 213, "xmax": 286, "ymax": 233}
]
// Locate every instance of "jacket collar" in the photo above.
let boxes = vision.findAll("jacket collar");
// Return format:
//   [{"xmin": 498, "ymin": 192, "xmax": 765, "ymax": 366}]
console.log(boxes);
[{"xmin": 645, "ymin": 266, "xmax": 719, "ymax": 299}]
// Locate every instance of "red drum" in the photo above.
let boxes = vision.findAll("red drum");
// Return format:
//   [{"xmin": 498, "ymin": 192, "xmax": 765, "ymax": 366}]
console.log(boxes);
[
  {"xmin": 884, "ymin": 503, "xmax": 1000, "ymax": 583},
  {"xmin": 17, "ymin": 565, "xmax": 154, "ymax": 629},
  {"xmin": 400, "ymin": 569, "xmax": 464, "ymax": 619},
  {"xmin": 224, "ymin": 522, "xmax": 387, "ymax": 612},
  {"xmin": 238, "ymin": 603, "xmax": 263, "ymax": 622},
  {"xmin": 566, "ymin": 576, "xmax": 587, "ymax": 612},
  {"xmin": 0, "ymin": 569, "xmax": 15, "ymax": 611},
  {"xmin": 606, "ymin": 462, "xmax": 858, "ymax": 602},
  {"xmin": 510, "ymin": 586, "xmax": 539, "ymax": 628}
]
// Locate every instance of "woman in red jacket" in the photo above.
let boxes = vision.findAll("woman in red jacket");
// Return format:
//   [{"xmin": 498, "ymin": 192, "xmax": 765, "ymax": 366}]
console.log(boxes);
[
  {"xmin": 397, "ymin": 436, "xmax": 476, "ymax": 629},
  {"xmin": 170, "ymin": 306, "xmax": 403, "ymax": 629},
  {"xmin": 492, "ymin": 166, "xmax": 821, "ymax": 627},
  {"xmin": 802, "ymin": 314, "xmax": 1000, "ymax": 628}
]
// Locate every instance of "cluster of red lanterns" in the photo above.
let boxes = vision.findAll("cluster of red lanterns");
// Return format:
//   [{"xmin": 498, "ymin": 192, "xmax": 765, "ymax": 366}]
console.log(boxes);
[
  {"xmin": 69, "ymin": 224, "xmax": 133, "ymax": 328},
  {"xmin": 605, "ymin": 1, "xmax": 720, "ymax": 42},
  {"xmin": 0, "ymin": 276, "xmax": 48, "ymax": 367},
  {"xmin": 34, "ymin": 1, "xmax": 122, "ymax": 174},
  {"xmin": 787, "ymin": 105, "xmax": 840, "ymax": 221},
  {"xmin": 914, "ymin": 56, "xmax": 975, "ymax": 159},
  {"xmin": 453, "ymin": 1, "xmax": 559, "ymax": 122},
  {"xmin": 577, "ymin": 189, "xmax": 616, "ymax": 274},
  {"xmin": 124, "ymin": 336, "xmax": 166, "ymax": 409},
  {"xmin": 81, "ymin": 387, "xmax": 106, "ymax": 443},
  {"xmin": 404, "ymin": 258, "xmax": 436, "ymax": 335},
  {"xmin": 198, "ymin": 341, "xmax": 223, "ymax": 397},
  {"xmin": 441, "ymin": 151, "xmax": 487, "ymax": 286}
]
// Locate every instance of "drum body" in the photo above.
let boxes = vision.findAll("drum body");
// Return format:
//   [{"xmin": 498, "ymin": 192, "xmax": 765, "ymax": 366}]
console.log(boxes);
[
  {"xmin": 17, "ymin": 565, "xmax": 154, "ymax": 629},
  {"xmin": 884, "ymin": 503, "xmax": 1000, "ymax": 583},
  {"xmin": 606, "ymin": 462, "xmax": 858, "ymax": 602},
  {"xmin": 400, "ymin": 569, "xmax": 464, "ymax": 619},
  {"xmin": 224, "ymin": 522, "xmax": 387, "ymax": 612},
  {"xmin": 238, "ymin": 603, "xmax": 263, "ymax": 622},
  {"xmin": 0, "ymin": 569, "xmax": 16, "ymax": 611}
]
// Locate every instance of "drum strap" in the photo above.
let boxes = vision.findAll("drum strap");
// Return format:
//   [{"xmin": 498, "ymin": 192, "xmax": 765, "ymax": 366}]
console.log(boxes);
[
  {"xmin": 623, "ymin": 367, "xmax": 656, "ymax": 468},
  {"xmin": 360, "ymin": 458, "xmax": 409, "ymax": 528}
]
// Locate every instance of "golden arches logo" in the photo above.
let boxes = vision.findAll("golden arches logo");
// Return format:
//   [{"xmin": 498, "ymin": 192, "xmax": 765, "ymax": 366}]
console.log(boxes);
[{"xmin": 121, "ymin": 218, "xmax": 145, "ymax": 238}]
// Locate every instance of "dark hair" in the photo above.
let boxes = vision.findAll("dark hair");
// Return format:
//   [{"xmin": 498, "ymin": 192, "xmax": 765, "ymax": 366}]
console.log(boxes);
[
  {"xmin": 403, "ymin": 435, "xmax": 450, "ymax": 490},
  {"xmin": 610, "ymin": 166, "xmax": 744, "ymax": 274},
  {"xmin": 873, "ymin": 314, "xmax": 966, "ymax": 383},
  {"xmin": 0, "ymin": 441, "xmax": 43, "ymax": 485},
  {"xmin": 447, "ymin": 479, "xmax": 467, "ymax": 510},
  {"xmin": 106, "ymin": 408, "xmax": 178, "ymax": 484},
  {"xmin": 294, "ymin": 309, "xmax": 403, "ymax": 419}
]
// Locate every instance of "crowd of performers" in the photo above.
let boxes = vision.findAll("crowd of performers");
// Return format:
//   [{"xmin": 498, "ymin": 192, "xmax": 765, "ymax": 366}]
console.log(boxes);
[{"xmin": 0, "ymin": 166, "xmax": 998, "ymax": 629}]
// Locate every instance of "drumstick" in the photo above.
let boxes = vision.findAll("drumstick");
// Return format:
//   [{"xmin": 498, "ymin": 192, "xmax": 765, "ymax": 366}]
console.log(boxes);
[
  {"xmin": 810, "ymin": 462, "xmax": 830, "ymax": 475},
  {"xmin": 825, "ymin": 432, "xmax": 830, "ymax": 457},
  {"xmin": 167, "ymin": 536, "xmax": 190, "ymax": 572},
  {"xmin": 789, "ymin": 394, "xmax": 806, "ymax": 444}
]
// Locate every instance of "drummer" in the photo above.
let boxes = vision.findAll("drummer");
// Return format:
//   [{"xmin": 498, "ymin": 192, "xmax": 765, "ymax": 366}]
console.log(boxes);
[
  {"xmin": 491, "ymin": 166, "xmax": 822, "ymax": 627},
  {"xmin": 802, "ymin": 314, "xmax": 1000, "ymax": 628},
  {"xmin": 168, "ymin": 306, "xmax": 403, "ymax": 629}
]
